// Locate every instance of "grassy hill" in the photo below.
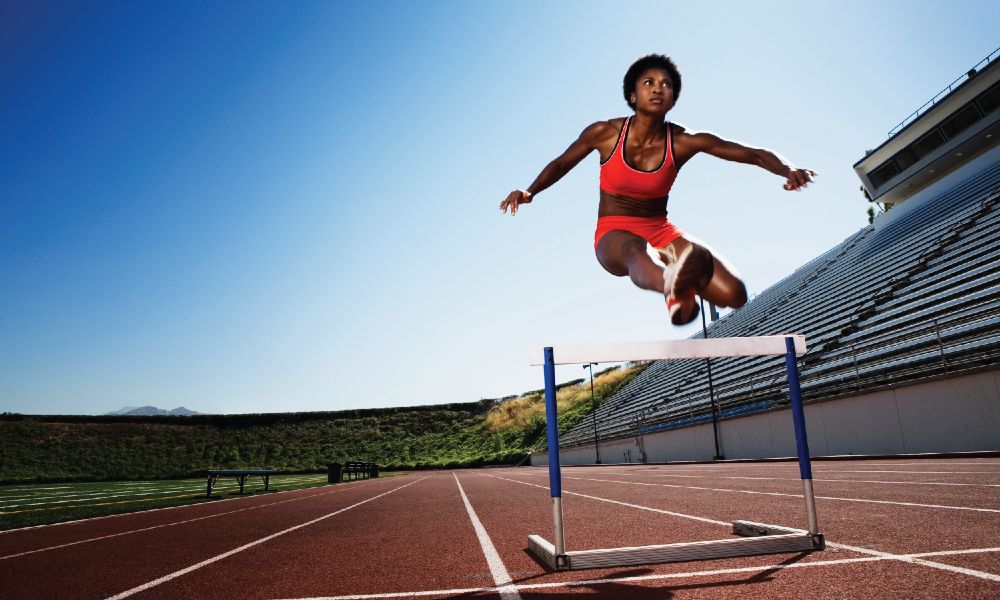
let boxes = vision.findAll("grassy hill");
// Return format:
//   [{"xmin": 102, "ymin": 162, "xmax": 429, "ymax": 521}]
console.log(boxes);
[{"xmin": 0, "ymin": 363, "xmax": 647, "ymax": 483}]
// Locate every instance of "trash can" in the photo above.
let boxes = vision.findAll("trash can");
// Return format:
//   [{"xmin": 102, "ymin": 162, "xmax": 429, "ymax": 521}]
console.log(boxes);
[
  {"xmin": 328, "ymin": 463, "xmax": 342, "ymax": 484},
  {"xmin": 370, "ymin": 464, "xmax": 379, "ymax": 478}
]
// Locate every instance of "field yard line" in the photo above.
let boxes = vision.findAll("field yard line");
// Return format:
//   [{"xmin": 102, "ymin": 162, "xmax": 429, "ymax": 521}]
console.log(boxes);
[
  {"xmin": 2, "ymin": 481, "xmax": 189, "ymax": 493},
  {"xmin": 595, "ymin": 471, "xmax": 999, "ymax": 488},
  {"xmin": 487, "ymin": 474, "xmax": 1000, "ymax": 583},
  {"xmin": 0, "ymin": 478, "xmax": 368, "ymax": 534},
  {"xmin": 1, "ymin": 476, "xmax": 327, "ymax": 507},
  {"xmin": 551, "ymin": 474, "xmax": 1000, "ymax": 514},
  {"xmin": 0, "ymin": 487, "xmax": 180, "ymax": 503},
  {"xmin": 0, "ymin": 487, "xmax": 160, "ymax": 501},
  {"xmin": 101, "ymin": 477, "xmax": 428, "ymax": 600},
  {"xmin": 0, "ymin": 486, "xmax": 350, "ymax": 560},
  {"xmin": 3, "ymin": 475, "xmax": 323, "ymax": 489},
  {"xmin": 1, "ymin": 492, "xmax": 213, "ymax": 515},
  {"xmin": 0, "ymin": 475, "xmax": 328, "ymax": 503},
  {"xmin": 453, "ymin": 474, "xmax": 521, "ymax": 600},
  {"xmin": 0, "ymin": 485, "xmax": 77, "ymax": 493},
  {"xmin": 1, "ymin": 486, "xmax": 212, "ymax": 508}
]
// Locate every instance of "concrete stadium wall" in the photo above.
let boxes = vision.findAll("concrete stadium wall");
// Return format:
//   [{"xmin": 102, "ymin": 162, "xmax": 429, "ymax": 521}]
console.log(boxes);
[{"xmin": 531, "ymin": 368, "xmax": 1000, "ymax": 466}]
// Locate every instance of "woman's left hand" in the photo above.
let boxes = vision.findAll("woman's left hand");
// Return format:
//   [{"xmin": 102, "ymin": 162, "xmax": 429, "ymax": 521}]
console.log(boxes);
[{"xmin": 784, "ymin": 168, "xmax": 817, "ymax": 191}]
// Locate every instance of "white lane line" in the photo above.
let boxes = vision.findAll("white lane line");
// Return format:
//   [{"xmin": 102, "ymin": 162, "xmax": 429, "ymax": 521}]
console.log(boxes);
[
  {"xmin": 908, "ymin": 546, "xmax": 1000, "ymax": 558},
  {"xmin": 820, "ymin": 460, "xmax": 1000, "ymax": 473},
  {"xmin": 567, "ymin": 467, "xmax": 1000, "ymax": 478},
  {"xmin": 264, "ymin": 547, "xmax": 1000, "ymax": 599},
  {"xmin": 562, "ymin": 465, "xmax": 1000, "ymax": 475},
  {"xmin": 815, "ymin": 469, "xmax": 997, "ymax": 475},
  {"xmin": 601, "ymin": 471, "xmax": 1000, "ymax": 488},
  {"xmin": 268, "ymin": 585, "xmax": 491, "ymax": 599},
  {"xmin": 828, "ymin": 541, "xmax": 1000, "ymax": 582},
  {"xmin": 574, "ymin": 476, "xmax": 1000, "ymax": 514},
  {"xmin": 101, "ymin": 477, "xmax": 428, "ymax": 600},
  {"xmin": 487, "ymin": 474, "xmax": 1000, "ymax": 583},
  {"xmin": 519, "ymin": 472, "xmax": 1000, "ymax": 514},
  {"xmin": 1, "ymin": 486, "xmax": 350, "ymax": 560},
  {"xmin": 490, "ymin": 475, "xmax": 731, "ymax": 524},
  {"xmin": 453, "ymin": 474, "xmax": 521, "ymax": 600}
]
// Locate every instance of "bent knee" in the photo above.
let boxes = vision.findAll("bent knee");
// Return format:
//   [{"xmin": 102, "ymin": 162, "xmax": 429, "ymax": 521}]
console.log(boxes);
[
  {"xmin": 596, "ymin": 232, "xmax": 648, "ymax": 277},
  {"xmin": 628, "ymin": 267, "xmax": 650, "ymax": 289},
  {"xmin": 711, "ymin": 278, "xmax": 748, "ymax": 309}
]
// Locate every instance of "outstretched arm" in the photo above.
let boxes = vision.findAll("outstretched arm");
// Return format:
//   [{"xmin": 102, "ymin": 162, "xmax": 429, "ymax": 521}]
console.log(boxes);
[
  {"xmin": 681, "ymin": 130, "xmax": 816, "ymax": 191},
  {"xmin": 500, "ymin": 121, "xmax": 615, "ymax": 215}
]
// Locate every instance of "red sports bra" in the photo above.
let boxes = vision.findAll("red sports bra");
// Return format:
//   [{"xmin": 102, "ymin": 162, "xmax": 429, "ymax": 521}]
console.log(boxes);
[{"xmin": 599, "ymin": 116, "xmax": 677, "ymax": 200}]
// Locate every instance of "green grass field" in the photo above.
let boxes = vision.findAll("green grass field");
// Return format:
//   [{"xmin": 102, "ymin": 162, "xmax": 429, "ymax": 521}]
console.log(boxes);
[
  {"xmin": 2, "ymin": 364, "xmax": 647, "ymax": 487},
  {"xmin": 0, "ymin": 472, "xmax": 401, "ymax": 531}
]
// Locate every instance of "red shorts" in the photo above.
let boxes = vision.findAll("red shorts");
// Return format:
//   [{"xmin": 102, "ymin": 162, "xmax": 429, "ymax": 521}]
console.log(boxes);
[{"xmin": 594, "ymin": 215, "xmax": 684, "ymax": 250}]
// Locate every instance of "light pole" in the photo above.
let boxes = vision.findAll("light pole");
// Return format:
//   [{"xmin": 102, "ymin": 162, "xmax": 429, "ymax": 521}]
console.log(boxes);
[{"xmin": 583, "ymin": 363, "xmax": 601, "ymax": 464}]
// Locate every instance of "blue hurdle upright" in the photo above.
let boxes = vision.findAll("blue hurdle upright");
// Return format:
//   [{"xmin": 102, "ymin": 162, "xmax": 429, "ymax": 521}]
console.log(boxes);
[{"xmin": 526, "ymin": 335, "xmax": 825, "ymax": 570}]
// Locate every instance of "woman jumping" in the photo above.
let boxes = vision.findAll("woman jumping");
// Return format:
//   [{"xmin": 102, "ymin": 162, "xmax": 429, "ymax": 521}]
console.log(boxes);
[{"xmin": 500, "ymin": 54, "xmax": 815, "ymax": 325}]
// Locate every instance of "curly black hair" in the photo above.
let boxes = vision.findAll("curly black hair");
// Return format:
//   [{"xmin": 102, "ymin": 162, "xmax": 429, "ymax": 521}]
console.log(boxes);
[{"xmin": 623, "ymin": 54, "xmax": 682, "ymax": 110}]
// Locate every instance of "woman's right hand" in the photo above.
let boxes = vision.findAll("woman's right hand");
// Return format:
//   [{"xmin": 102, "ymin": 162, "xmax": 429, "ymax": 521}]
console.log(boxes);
[{"xmin": 500, "ymin": 189, "xmax": 533, "ymax": 216}]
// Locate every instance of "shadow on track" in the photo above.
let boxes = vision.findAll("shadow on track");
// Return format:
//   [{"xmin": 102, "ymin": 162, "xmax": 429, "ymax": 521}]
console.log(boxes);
[{"xmin": 458, "ymin": 552, "xmax": 812, "ymax": 598}]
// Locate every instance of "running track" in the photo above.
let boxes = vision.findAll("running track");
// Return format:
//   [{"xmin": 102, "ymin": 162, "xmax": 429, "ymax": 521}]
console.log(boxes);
[{"xmin": 1, "ymin": 458, "xmax": 998, "ymax": 599}]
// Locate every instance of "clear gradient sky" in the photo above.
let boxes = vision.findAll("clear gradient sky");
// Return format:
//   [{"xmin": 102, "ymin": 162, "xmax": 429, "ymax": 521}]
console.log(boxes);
[{"xmin": 2, "ymin": 1, "xmax": 998, "ymax": 415}]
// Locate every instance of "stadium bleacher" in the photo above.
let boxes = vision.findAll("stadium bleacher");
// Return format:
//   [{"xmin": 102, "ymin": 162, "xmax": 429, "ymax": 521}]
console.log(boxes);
[{"xmin": 558, "ymin": 161, "xmax": 1000, "ymax": 450}]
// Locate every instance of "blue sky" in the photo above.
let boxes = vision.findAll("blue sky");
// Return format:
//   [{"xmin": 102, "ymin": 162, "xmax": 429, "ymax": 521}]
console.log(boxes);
[{"xmin": 2, "ymin": 1, "xmax": 998, "ymax": 415}]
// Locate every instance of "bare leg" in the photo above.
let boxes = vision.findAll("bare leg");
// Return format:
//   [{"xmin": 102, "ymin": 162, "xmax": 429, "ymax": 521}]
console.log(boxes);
[
  {"xmin": 595, "ymin": 230, "xmax": 664, "ymax": 292},
  {"xmin": 596, "ymin": 230, "xmax": 703, "ymax": 325},
  {"xmin": 595, "ymin": 230, "xmax": 746, "ymax": 325}
]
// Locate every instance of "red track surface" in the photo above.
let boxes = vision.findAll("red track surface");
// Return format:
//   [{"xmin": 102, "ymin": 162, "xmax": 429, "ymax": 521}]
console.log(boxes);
[{"xmin": 1, "ymin": 458, "xmax": 998, "ymax": 599}]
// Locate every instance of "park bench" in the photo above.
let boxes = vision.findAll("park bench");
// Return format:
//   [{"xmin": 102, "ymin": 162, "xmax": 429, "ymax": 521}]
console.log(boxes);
[
  {"xmin": 343, "ymin": 461, "xmax": 378, "ymax": 480},
  {"xmin": 328, "ymin": 461, "xmax": 378, "ymax": 483},
  {"xmin": 206, "ymin": 469, "xmax": 277, "ymax": 497}
]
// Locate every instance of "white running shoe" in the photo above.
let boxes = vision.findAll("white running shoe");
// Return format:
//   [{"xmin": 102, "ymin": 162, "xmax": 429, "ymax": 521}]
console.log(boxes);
[{"xmin": 658, "ymin": 244, "xmax": 703, "ymax": 326}]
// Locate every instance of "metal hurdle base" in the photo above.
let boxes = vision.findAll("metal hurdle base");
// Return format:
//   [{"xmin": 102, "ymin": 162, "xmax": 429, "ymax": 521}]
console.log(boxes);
[
  {"xmin": 528, "ymin": 521, "xmax": 824, "ymax": 571},
  {"xmin": 529, "ymin": 337, "xmax": 824, "ymax": 572}
]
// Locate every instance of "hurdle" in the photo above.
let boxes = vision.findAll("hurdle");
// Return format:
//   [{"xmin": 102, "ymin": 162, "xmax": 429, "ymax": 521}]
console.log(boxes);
[{"xmin": 526, "ymin": 335, "xmax": 824, "ymax": 570}]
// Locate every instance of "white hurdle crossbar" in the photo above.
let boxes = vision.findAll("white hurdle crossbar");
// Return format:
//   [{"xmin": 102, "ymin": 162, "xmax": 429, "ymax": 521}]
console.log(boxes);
[{"xmin": 527, "ymin": 335, "xmax": 824, "ymax": 570}]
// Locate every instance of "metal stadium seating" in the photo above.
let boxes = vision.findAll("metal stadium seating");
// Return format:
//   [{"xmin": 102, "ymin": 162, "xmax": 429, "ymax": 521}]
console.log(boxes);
[{"xmin": 558, "ymin": 162, "xmax": 1000, "ymax": 448}]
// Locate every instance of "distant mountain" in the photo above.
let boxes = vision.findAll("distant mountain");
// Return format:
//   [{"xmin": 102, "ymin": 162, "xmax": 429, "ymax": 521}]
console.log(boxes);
[
  {"xmin": 104, "ymin": 406, "xmax": 142, "ymax": 416},
  {"xmin": 104, "ymin": 406, "xmax": 201, "ymax": 416}
]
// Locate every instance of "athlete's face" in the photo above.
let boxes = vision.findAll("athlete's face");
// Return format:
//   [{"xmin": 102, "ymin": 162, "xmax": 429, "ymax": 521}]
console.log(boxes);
[{"xmin": 632, "ymin": 68, "xmax": 674, "ymax": 113}]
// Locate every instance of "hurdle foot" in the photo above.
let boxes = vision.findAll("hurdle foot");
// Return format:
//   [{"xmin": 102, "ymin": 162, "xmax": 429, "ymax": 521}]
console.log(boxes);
[
  {"xmin": 529, "ymin": 520, "xmax": 824, "ymax": 571},
  {"xmin": 733, "ymin": 520, "xmax": 825, "ymax": 550},
  {"xmin": 528, "ymin": 534, "xmax": 569, "ymax": 570}
]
